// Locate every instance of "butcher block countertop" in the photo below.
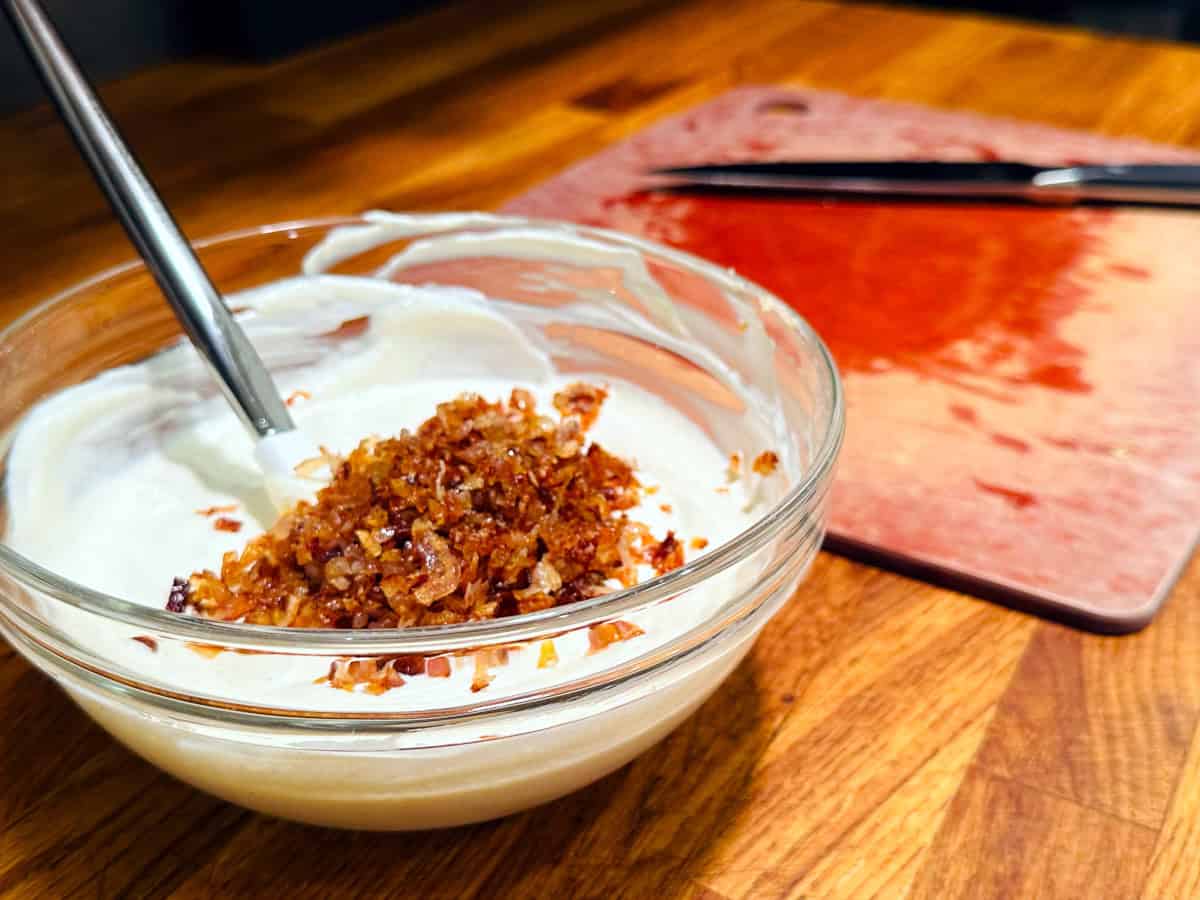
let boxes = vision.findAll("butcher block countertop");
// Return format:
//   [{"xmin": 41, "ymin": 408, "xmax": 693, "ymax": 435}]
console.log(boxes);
[{"xmin": 4, "ymin": 2, "xmax": 1200, "ymax": 897}]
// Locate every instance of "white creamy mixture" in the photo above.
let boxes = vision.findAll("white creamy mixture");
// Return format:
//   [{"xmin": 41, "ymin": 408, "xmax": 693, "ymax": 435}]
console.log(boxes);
[
  {"xmin": 2, "ymin": 217, "xmax": 792, "ymax": 828},
  {"xmin": 7, "ymin": 277, "xmax": 762, "ymax": 714}
]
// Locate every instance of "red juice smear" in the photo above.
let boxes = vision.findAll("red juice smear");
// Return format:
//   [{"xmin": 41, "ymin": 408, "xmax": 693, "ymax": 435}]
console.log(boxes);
[
  {"xmin": 974, "ymin": 480, "xmax": 1038, "ymax": 509},
  {"xmin": 602, "ymin": 193, "xmax": 1110, "ymax": 392},
  {"xmin": 949, "ymin": 404, "xmax": 979, "ymax": 424},
  {"xmin": 1108, "ymin": 262, "xmax": 1151, "ymax": 280},
  {"xmin": 990, "ymin": 433, "xmax": 1032, "ymax": 453}
]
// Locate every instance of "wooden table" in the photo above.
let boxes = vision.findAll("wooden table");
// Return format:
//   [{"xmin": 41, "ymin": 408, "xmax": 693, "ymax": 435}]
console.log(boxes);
[{"xmin": 3, "ymin": 2, "xmax": 1200, "ymax": 896}]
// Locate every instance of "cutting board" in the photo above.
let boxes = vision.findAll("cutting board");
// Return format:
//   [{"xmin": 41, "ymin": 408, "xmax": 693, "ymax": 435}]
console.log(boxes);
[{"xmin": 504, "ymin": 87, "xmax": 1200, "ymax": 632}]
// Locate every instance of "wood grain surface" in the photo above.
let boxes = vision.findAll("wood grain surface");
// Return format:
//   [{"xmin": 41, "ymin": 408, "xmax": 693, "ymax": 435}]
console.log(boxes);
[{"xmin": 2, "ymin": 1, "xmax": 1200, "ymax": 897}]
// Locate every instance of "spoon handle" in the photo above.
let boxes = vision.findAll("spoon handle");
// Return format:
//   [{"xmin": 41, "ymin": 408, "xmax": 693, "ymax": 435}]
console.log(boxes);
[{"xmin": 3, "ymin": 0, "xmax": 295, "ymax": 439}]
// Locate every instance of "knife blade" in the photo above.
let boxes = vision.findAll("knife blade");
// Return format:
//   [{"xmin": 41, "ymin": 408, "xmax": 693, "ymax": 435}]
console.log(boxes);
[{"xmin": 649, "ymin": 161, "xmax": 1200, "ymax": 206}]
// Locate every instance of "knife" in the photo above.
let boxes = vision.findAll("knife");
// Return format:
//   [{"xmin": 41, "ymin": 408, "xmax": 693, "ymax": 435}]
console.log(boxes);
[{"xmin": 649, "ymin": 161, "xmax": 1200, "ymax": 206}]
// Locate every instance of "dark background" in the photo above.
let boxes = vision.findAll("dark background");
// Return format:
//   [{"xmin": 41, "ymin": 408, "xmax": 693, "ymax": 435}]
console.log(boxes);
[
  {"xmin": 2, "ymin": 1, "xmax": 1199, "ymax": 114},
  {"xmin": 0, "ymin": 0, "xmax": 438, "ymax": 113},
  {"xmin": 923, "ymin": 0, "xmax": 1200, "ymax": 39}
]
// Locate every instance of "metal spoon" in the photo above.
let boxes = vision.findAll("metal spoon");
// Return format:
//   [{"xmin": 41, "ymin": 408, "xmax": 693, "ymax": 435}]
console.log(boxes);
[{"xmin": 3, "ymin": 0, "xmax": 321, "ymax": 508}]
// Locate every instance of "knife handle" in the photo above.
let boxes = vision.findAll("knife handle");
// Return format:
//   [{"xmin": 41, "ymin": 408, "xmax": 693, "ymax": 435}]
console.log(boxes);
[{"xmin": 1036, "ymin": 164, "xmax": 1200, "ymax": 190}]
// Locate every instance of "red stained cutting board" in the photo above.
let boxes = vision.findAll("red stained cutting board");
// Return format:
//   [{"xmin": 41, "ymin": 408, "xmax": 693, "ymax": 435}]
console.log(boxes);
[{"xmin": 504, "ymin": 87, "xmax": 1200, "ymax": 632}]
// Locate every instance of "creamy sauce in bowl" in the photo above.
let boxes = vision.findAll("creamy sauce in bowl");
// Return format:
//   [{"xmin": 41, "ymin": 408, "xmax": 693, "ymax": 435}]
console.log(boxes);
[
  {"xmin": 0, "ymin": 216, "xmax": 813, "ymax": 828},
  {"xmin": 7, "ymin": 274, "xmax": 769, "ymax": 712}
]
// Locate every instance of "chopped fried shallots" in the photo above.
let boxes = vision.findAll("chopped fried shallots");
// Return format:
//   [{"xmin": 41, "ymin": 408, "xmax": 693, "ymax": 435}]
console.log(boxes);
[
  {"xmin": 323, "ymin": 653, "xmax": 450, "ymax": 692},
  {"xmin": 552, "ymin": 382, "xmax": 607, "ymax": 431},
  {"xmin": 752, "ymin": 450, "xmax": 780, "ymax": 476},
  {"xmin": 588, "ymin": 620, "xmax": 645, "ymax": 653},
  {"xmin": 650, "ymin": 533, "xmax": 684, "ymax": 573},
  {"xmin": 471, "ymin": 648, "xmax": 509, "ymax": 693},
  {"xmin": 166, "ymin": 577, "xmax": 190, "ymax": 613},
  {"xmin": 329, "ymin": 658, "xmax": 407, "ymax": 694},
  {"xmin": 196, "ymin": 503, "xmax": 238, "ymax": 517},
  {"xmin": 187, "ymin": 642, "xmax": 224, "ymax": 659},
  {"xmin": 537, "ymin": 640, "xmax": 559, "ymax": 669},
  {"xmin": 178, "ymin": 384, "xmax": 684, "ymax": 633},
  {"xmin": 324, "ymin": 315, "xmax": 370, "ymax": 340}
]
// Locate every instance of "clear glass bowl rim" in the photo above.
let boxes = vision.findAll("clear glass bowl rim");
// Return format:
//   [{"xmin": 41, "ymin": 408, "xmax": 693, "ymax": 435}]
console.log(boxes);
[{"xmin": 0, "ymin": 212, "xmax": 845, "ymax": 656}]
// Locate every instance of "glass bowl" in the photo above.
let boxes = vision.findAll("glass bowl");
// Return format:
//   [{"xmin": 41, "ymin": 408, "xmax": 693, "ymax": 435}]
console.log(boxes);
[{"xmin": 0, "ymin": 213, "xmax": 842, "ymax": 830}]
